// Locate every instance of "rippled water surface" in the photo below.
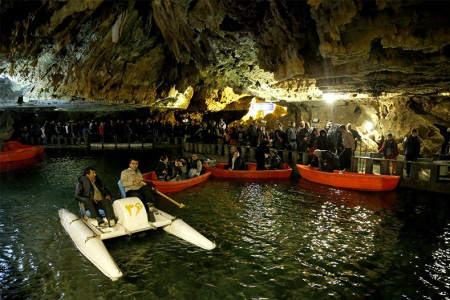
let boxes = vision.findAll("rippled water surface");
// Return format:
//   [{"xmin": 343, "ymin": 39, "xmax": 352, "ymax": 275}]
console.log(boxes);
[{"xmin": 1, "ymin": 149, "xmax": 449, "ymax": 299}]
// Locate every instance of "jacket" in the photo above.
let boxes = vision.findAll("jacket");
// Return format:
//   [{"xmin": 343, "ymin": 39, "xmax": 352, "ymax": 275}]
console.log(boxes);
[
  {"xmin": 403, "ymin": 135, "xmax": 420, "ymax": 157},
  {"xmin": 75, "ymin": 175, "xmax": 111, "ymax": 203}
]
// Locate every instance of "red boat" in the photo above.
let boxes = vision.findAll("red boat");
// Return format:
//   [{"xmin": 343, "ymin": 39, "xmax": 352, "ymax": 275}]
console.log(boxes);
[
  {"xmin": 296, "ymin": 164, "xmax": 400, "ymax": 192},
  {"xmin": 142, "ymin": 171, "xmax": 211, "ymax": 193},
  {"xmin": 204, "ymin": 162, "xmax": 292, "ymax": 179},
  {"xmin": 0, "ymin": 140, "xmax": 44, "ymax": 163}
]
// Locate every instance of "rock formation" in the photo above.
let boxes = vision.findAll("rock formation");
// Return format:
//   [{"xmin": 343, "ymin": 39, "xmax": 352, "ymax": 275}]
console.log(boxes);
[{"xmin": 0, "ymin": 0, "xmax": 449, "ymax": 155}]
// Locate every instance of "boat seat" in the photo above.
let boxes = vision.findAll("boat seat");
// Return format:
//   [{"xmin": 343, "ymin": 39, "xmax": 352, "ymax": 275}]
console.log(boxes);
[
  {"xmin": 78, "ymin": 201, "xmax": 105, "ymax": 218},
  {"xmin": 118, "ymin": 179, "xmax": 126, "ymax": 198}
]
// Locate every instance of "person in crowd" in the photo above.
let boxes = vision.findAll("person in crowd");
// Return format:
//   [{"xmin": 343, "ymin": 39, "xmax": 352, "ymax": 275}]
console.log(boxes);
[
  {"xmin": 256, "ymin": 140, "xmax": 271, "ymax": 170},
  {"xmin": 307, "ymin": 127, "xmax": 318, "ymax": 153},
  {"xmin": 403, "ymin": 128, "xmax": 421, "ymax": 178},
  {"xmin": 273, "ymin": 123, "xmax": 285, "ymax": 150},
  {"xmin": 257, "ymin": 125, "xmax": 270, "ymax": 145},
  {"xmin": 285, "ymin": 121, "xmax": 297, "ymax": 151},
  {"xmin": 188, "ymin": 153, "xmax": 203, "ymax": 178},
  {"xmin": 316, "ymin": 129, "xmax": 329, "ymax": 150},
  {"xmin": 237, "ymin": 125, "xmax": 246, "ymax": 145},
  {"xmin": 40, "ymin": 126, "xmax": 47, "ymax": 145},
  {"xmin": 231, "ymin": 150, "xmax": 245, "ymax": 170},
  {"xmin": 120, "ymin": 158, "xmax": 155, "ymax": 220},
  {"xmin": 225, "ymin": 145, "xmax": 237, "ymax": 169},
  {"xmin": 171, "ymin": 159, "xmax": 188, "ymax": 181},
  {"xmin": 247, "ymin": 120, "xmax": 258, "ymax": 147},
  {"xmin": 309, "ymin": 149, "xmax": 338, "ymax": 172},
  {"xmin": 347, "ymin": 123, "xmax": 361, "ymax": 154},
  {"xmin": 155, "ymin": 155, "xmax": 171, "ymax": 181},
  {"xmin": 331, "ymin": 124, "xmax": 343, "ymax": 153},
  {"xmin": 296, "ymin": 121, "xmax": 309, "ymax": 152},
  {"xmin": 267, "ymin": 149, "xmax": 282, "ymax": 170},
  {"xmin": 338, "ymin": 124, "xmax": 355, "ymax": 171},
  {"xmin": 218, "ymin": 118, "xmax": 226, "ymax": 131},
  {"xmin": 75, "ymin": 167, "xmax": 116, "ymax": 227},
  {"xmin": 377, "ymin": 132, "xmax": 399, "ymax": 174}
]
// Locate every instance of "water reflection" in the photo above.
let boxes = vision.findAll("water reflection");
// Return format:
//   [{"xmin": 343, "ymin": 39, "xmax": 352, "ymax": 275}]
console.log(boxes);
[
  {"xmin": 298, "ymin": 179, "xmax": 397, "ymax": 212},
  {"xmin": 0, "ymin": 150, "xmax": 449, "ymax": 299}
]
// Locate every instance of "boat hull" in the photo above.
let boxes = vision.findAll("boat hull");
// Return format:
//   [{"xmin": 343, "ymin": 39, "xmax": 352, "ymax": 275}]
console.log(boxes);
[
  {"xmin": 142, "ymin": 171, "xmax": 211, "ymax": 193},
  {"xmin": 154, "ymin": 209, "xmax": 216, "ymax": 250},
  {"xmin": 58, "ymin": 209, "xmax": 123, "ymax": 280},
  {"xmin": 296, "ymin": 165, "xmax": 400, "ymax": 191},
  {"xmin": 59, "ymin": 197, "xmax": 215, "ymax": 280},
  {"xmin": 204, "ymin": 162, "xmax": 292, "ymax": 179},
  {"xmin": 1, "ymin": 141, "xmax": 44, "ymax": 163}
]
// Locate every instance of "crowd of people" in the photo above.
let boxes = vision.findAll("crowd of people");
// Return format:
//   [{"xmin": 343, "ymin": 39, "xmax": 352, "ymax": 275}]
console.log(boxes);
[
  {"xmin": 10, "ymin": 111, "xmax": 425, "ymax": 176},
  {"xmin": 12, "ymin": 113, "xmax": 360, "ymax": 154}
]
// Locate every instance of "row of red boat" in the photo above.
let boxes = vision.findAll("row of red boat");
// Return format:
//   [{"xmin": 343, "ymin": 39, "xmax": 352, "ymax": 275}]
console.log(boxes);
[
  {"xmin": 143, "ymin": 162, "xmax": 400, "ymax": 193},
  {"xmin": 1, "ymin": 141, "xmax": 400, "ymax": 192},
  {"xmin": 0, "ymin": 140, "xmax": 44, "ymax": 163}
]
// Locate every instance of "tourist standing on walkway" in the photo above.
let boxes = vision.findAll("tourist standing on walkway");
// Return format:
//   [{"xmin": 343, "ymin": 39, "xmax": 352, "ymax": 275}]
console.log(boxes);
[
  {"xmin": 403, "ymin": 129, "xmax": 421, "ymax": 178},
  {"xmin": 338, "ymin": 124, "xmax": 355, "ymax": 170},
  {"xmin": 286, "ymin": 121, "xmax": 297, "ymax": 151},
  {"xmin": 378, "ymin": 132, "xmax": 398, "ymax": 174}
]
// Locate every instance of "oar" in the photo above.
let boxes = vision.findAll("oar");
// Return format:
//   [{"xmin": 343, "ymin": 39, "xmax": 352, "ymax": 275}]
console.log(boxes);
[{"xmin": 153, "ymin": 188, "xmax": 185, "ymax": 208}]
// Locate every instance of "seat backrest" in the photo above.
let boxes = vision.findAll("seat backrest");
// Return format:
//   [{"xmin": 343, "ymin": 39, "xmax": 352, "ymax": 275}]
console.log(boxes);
[{"xmin": 118, "ymin": 179, "xmax": 126, "ymax": 198}]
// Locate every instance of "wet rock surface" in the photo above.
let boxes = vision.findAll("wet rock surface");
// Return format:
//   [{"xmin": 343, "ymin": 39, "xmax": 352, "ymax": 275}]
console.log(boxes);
[{"xmin": 0, "ymin": 0, "xmax": 449, "ymax": 155}]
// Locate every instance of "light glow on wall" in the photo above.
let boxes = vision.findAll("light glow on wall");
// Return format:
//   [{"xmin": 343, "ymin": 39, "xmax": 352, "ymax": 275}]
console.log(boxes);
[
  {"xmin": 323, "ymin": 93, "xmax": 339, "ymax": 104},
  {"xmin": 364, "ymin": 121, "xmax": 374, "ymax": 133}
]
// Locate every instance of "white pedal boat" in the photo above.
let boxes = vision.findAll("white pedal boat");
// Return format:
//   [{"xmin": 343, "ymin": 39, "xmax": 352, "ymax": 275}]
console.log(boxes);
[{"xmin": 59, "ymin": 197, "xmax": 216, "ymax": 280}]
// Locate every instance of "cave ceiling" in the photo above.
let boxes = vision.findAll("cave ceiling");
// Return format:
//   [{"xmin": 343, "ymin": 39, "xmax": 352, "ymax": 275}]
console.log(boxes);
[{"xmin": 0, "ymin": 0, "xmax": 449, "ymax": 111}]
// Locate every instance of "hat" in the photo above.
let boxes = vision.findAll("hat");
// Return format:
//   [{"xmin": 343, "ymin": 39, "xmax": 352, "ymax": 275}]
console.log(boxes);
[{"xmin": 313, "ymin": 149, "xmax": 321, "ymax": 156}]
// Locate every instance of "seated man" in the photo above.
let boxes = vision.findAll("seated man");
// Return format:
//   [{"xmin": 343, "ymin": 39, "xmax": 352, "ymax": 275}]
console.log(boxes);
[
  {"xmin": 188, "ymin": 153, "xmax": 203, "ymax": 178},
  {"xmin": 75, "ymin": 167, "xmax": 116, "ymax": 227},
  {"xmin": 120, "ymin": 158, "xmax": 155, "ymax": 221},
  {"xmin": 155, "ymin": 155, "xmax": 171, "ymax": 181},
  {"xmin": 309, "ymin": 149, "xmax": 337, "ymax": 172},
  {"xmin": 231, "ymin": 150, "xmax": 245, "ymax": 170}
]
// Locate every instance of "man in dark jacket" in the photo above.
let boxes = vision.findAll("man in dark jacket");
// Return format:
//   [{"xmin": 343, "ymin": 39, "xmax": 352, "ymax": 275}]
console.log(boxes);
[
  {"xmin": 75, "ymin": 167, "xmax": 116, "ymax": 227},
  {"xmin": 403, "ymin": 128, "xmax": 421, "ymax": 177}
]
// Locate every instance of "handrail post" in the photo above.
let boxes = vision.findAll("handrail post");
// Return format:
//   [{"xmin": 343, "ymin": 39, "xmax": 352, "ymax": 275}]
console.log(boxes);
[
  {"xmin": 395, "ymin": 161, "xmax": 404, "ymax": 178},
  {"xmin": 410, "ymin": 162, "xmax": 420, "ymax": 180},
  {"xmin": 292, "ymin": 151, "xmax": 299, "ymax": 164},
  {"xmin": 430, "ymin": 164, "xmax": 439, "ymax": 182},
  {"xmin": 351, "ymin": 156, "xmax": 358, "ymax": 172},
  {"xmin": 365, "ymin": 159, "xmax": 374, "ymax": 174},
  {"xmin": 241, "ymin": 146, "xmax": 247, "ymax": 161},
  {"xmin": 249, "ymin": 147, "xmax": 255, "ymax": 161},
  {"xmin": 283, "ymin": 150, "xmax": 289, "ymax": 164},
  {"xmin": 380, "ymin": 160, "xmax": 390, "ymax": 175},
  {"xmin": 302, "ymin": 152, "xmax": 309, "ymax": 165}
]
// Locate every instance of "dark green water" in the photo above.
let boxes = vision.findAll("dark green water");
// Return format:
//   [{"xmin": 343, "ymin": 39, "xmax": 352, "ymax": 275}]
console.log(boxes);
[{"xmin": 1, "ymin": 149, "xmax": 449, "ymax": 299}]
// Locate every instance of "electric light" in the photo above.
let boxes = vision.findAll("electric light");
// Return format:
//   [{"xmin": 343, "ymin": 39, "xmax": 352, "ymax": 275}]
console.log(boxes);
[
  {"xmin": 364, "ymin": 122, "xmax": 373, "ymax": 133},
  {"xmin": 323, "ymin": 93, "xmax": 338, "ymax": 104}
]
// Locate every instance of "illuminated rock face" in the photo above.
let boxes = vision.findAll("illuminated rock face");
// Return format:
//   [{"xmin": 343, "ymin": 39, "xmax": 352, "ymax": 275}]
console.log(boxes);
[{"xmin": 0, "ymin": 0, "xmax": 449, "ymax": 154}]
